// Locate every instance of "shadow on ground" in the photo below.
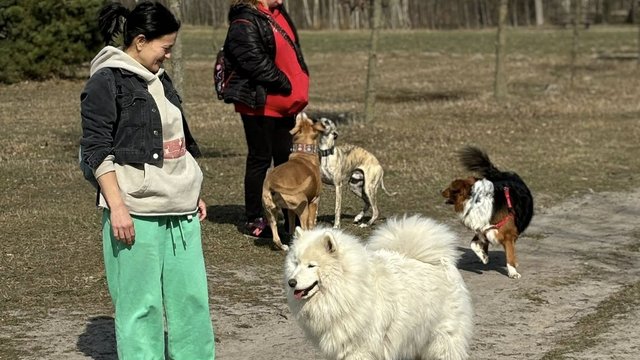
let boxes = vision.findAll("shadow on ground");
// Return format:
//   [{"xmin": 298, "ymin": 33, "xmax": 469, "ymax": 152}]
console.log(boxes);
[
  {"xmin": 77, "ymin": 316, "xmax": 116, "ymax": 360},
  {"xmin": 457, "ymin": 247, "xmax": 509, "ymax": 277},
  {"xmin": 77, "ymin": 316, "xmax": 172, "ymax": 359},
  {"xmin": 206, "ymin": 204, "xmax": 245, "ymax": 226}
]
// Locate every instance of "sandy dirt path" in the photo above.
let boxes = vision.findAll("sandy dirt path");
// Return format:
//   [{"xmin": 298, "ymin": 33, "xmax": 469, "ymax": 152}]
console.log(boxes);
[{"xmin": 6, "ymin": 190, "xmax": 640, "ymax": 359}]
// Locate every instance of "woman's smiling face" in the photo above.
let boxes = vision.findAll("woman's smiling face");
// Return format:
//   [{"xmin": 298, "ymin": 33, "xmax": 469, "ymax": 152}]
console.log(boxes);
[{"xmin": 131, "ymin": 32, "xmax": 177, "ymax": 73}]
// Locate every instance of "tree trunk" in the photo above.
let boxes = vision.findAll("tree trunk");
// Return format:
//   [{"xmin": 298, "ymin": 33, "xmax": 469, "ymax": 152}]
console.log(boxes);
[
  {"xmin": 302, "ymin": 0, "xmax": 313, "ymax": 28},
  {"xmin": 364, "ymin": 0, "xmax": 382, "ymax": 123},
  {"xmin": 494, "ymin": 0, "xmax": 508, "ymax": 101},
  {"xmin": 602, "ymin": 0, "xmax": 611, "ymax": 24},
  {"xmin": 570, "ymin": 0, "xmax": 581, "ymax": 89},
  {"xmin": 637, "ymin": 14, "xmax": 640, "ymax": 67},
  {"xmin": 168, "ymin": 0, "xmax": 185, "ymax": 96},
  {"xmin": 524, "ymin": 0, "xmax": 531, "ymax": 26},
  {"xmin": 460, "ymin": 0, "xmax": 470, "ymax": 28},
  {"xmin": 401, "ymin": 0, "xmax": 411, "ymax": 27},
  {"xmin": 474, "ymin": 0, "xmax": 481, "ymax": 28},
  {"xmin": 313, "ymin": 0, "xmax": 320, "ymax": 28},
  {"xmin": 534, "ymin": 0, "xmax": 544, "ymax": 26}
]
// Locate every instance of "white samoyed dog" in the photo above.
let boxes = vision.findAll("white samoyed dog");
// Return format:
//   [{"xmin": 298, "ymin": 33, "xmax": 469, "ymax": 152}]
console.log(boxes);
[{"xmin": 284, "ymin": 214, "xmax": 473, "ymax": 360}]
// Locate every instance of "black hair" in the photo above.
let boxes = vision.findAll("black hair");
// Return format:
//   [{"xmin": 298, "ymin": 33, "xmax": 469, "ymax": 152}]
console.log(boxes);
[{"xmin": 98, "ymin": 1, "xmax": 181, "ymax": 47}]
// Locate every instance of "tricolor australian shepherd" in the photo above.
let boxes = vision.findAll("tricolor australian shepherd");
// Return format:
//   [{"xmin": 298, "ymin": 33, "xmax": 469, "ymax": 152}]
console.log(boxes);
[{"xmin": 442, "ymin": 146, "xmax": 534, "ymax": 279}]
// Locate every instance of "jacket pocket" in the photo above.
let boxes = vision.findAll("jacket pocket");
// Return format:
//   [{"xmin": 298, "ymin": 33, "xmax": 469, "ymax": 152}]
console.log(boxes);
[{"xmin": 116, "ymin": 90, "xmax": 149, "ymax": 127}]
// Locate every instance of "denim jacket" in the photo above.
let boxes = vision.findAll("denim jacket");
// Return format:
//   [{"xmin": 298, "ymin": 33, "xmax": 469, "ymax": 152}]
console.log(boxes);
[{"xmin": 80, "ymin": 67, "xmax": 201, "ymax": 172}]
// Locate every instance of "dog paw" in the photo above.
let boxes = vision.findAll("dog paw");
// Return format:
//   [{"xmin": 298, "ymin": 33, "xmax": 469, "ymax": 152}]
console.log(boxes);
[
  {"xmin": 281, "ymin": 244, "xmax": 289, "ymax": 252},
  {"xmin": 470, "ymin": 242, "xmax": 489, "ymax": 264},
  {"xmin": 358, "ymin": 223, "xmax": 369, "ymax": 228},
  {"xmin": 507, "ymin": 265, "xmax": 520, "ymax": 279}
]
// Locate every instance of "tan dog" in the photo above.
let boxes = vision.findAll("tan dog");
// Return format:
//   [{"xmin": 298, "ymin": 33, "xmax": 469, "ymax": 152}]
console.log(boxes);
[
  {"xmin": 262, "ymin": 113, "xmax": 326, "ymax": 251},
  {"xmin": 318, "ymin": 117, "xmax": 396, "ymax": 228}
]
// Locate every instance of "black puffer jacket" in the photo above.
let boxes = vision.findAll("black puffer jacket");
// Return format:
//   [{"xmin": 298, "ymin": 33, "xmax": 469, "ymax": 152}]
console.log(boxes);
[{"xmin": 222, "ymin": 4, "xmax": 307, "ymax": 109}]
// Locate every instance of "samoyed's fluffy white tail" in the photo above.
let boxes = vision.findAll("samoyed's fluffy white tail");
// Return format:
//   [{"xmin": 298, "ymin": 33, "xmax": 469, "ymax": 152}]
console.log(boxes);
[{"xmin": 367, "ymin": 214, "xmax": 461, "ymax": 266}]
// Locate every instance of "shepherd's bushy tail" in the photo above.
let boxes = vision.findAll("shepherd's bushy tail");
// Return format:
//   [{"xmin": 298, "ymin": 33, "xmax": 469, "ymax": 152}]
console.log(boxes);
[
  {"xmin": 367, "ymin": 214, "xmax": 460, "ymax": 266},
  {"xmin": 458, "ymin": 145, "xmax": 503, "ymax": 180}
]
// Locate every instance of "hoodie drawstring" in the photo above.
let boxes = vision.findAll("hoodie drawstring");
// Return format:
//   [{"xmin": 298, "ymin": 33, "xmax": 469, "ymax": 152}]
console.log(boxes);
[{"xmin": 167, "ymin": 215, "xmax": 190, "ymax": 255}]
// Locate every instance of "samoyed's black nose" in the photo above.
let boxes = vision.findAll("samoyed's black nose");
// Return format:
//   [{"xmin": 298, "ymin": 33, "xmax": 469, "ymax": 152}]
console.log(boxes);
[{"xmin": 288, "ymin": 279, "xmax": 297, "ymax": 288}]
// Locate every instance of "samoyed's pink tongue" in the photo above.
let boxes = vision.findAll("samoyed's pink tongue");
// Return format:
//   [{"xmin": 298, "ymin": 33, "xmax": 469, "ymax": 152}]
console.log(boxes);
[{"xmin": 294, "ymin": 290, "xmax": 304, "ymax": 300}]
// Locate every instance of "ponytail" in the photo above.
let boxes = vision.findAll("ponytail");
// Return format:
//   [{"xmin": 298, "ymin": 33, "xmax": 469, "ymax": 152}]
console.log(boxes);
[
  {"xmin": 97, "ymin": 1, "xmax": 180, "ymax": 48},
  {"xmin": 98, "ymin": 3, "xmax": 129, "ymax": 46}
]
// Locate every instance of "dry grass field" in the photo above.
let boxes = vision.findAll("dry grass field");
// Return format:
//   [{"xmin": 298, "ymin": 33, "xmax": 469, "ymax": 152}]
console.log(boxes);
[{"xmin": 1, "ymin": 26, "xmax": 639, "ymax": 359}]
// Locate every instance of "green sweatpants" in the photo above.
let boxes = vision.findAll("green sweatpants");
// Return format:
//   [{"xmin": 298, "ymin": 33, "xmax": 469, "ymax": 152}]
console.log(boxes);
[{"xmin": 102, "ymin": 211, "xmax": 215, "ymax": 360}]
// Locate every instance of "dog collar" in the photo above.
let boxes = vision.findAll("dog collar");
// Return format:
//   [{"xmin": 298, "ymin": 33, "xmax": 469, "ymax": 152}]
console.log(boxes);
[
  {"xmin": 318, "ymin": 147, "xmax": 334, "ymax": 157},
  {"xmin": 291, "ymin": 143, "xmax": 317, "ymax": 154}
]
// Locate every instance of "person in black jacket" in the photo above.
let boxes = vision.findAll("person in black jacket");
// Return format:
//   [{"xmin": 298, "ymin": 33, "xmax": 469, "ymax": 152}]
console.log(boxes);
[
  {"xmin": 80, "ymin": 2, "xmax": 215, "ymax": 358},
  {"xmin": 222, "ymin": 0, "xmax": 309, "ymax": 237}
]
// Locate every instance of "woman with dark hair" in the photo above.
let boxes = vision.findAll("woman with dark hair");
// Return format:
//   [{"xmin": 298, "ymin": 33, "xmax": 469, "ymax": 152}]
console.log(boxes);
[
  {"xmin": 79, "ymin": 1, "xmax": 215, "ymax": 358},
  {"xmin": 221, "ymin": 0, "xmax": 309, "ymax": 237}
]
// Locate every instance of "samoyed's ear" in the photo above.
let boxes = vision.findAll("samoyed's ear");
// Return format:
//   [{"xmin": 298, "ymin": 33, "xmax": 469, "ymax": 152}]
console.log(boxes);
[
  {"xmin": 322, "ymin": 231, "xmax": 337, "ymax": 253},
  {"xmin": 294, "ymin": 226, "xmax": 304, "ymax": 238}
]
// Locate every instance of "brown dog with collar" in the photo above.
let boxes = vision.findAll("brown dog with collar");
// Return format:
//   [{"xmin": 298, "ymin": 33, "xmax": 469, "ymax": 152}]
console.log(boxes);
[{"xmin": 262, "ymin": 113, "xmax": 326, "ymax": 251}]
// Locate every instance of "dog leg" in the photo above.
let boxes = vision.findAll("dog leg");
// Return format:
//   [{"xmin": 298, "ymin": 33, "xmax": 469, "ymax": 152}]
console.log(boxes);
[
  {"xmin": 483, "ymin": 228, "xmax": 500, "ymax": 246},
  {"xmin": 349, "ymin": 170, "xmax": 367, "ymax": 225},
  {"xmin": 354, "ymin": 190, "xmax": 370, "ymax": 226},
  {"xmin": 308, "ymin": 199, "xmax": 319, "ymax": 229},
  {"xmin": 298, "ymin": 205, "xmax": 311, "ymax": 230},
  {"xmin": 470, "ymin": 235, "xmax": 489, "ymax": 264},
  {"xmin": 286, "ymin": 210, "xmax": 297, "ymax": 235},
  {"xmin": 482, "ymin": 240, "xmax": 489, "ymax": 258},
  {"xmin": 354, "ymin": 203, "xmax": 369, "ymax": 225},
  {"xmin": 363, "ymin": 181, "xmax": 379, "ymax": 227},
  {"xmin": 267, "ymin": 208, "xmax": 287, "ymax": 251},
  {"xmin": 333, "ymin": 183, "xmax": 342, "ymax": 228},
  {"xmin": 503, "ymin": 236, "xmax": 520, "ymax": 279},
  {"xmin": 262, "ymin": 194, "xmax": 288, "ymax": 251}
]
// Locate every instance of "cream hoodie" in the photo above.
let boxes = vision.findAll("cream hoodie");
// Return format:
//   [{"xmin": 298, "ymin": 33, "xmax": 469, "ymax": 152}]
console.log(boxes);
[{"xmin": 90, "ymin": 46, "xmax": 203, "ymax": 216}]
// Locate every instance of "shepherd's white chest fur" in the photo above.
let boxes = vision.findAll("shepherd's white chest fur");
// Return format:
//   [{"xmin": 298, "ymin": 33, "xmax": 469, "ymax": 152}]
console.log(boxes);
[{"xmin": 459, "ymin": 179, "xmax": 494, "ymax": 232}]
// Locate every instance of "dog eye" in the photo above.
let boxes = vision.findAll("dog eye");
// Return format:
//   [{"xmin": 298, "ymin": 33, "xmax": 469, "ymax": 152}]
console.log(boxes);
[{"xmin": 307, "ymin": 264, "xmax": 317, "ymax": 268}]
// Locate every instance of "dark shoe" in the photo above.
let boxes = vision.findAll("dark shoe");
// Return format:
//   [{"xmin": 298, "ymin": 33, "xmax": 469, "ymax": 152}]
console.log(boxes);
[{"xmin": 244, "ymin": 217, "xmax": 272, "ymax": 238}]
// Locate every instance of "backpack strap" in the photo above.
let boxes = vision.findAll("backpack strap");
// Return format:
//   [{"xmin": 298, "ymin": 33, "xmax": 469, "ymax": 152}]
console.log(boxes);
[{"xmin": 265, "ymin": 16, "xmax": 308, "ymax": 74}]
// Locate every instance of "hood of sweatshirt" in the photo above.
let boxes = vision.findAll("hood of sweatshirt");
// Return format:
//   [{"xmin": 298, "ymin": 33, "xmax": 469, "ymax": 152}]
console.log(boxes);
[{"xmin": 90, "ymin": 46, "xmax": 164, "ymax": 81}]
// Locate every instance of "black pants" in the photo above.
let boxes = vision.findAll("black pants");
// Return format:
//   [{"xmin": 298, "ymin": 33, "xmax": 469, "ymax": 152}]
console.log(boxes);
[{"xmin": 241, "ymin": 114, "xmax": 294, "ymax": 221}]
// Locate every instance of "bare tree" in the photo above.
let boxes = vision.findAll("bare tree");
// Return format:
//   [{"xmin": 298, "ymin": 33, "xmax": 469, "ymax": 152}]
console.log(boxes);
[
  {"xmin": 535, "ymin": 0, "xmax": 544, "ymax": 26},
  {"xmin": 570, "ymin": 0, "xmax": 581, "ymax": 89},
  {"xmin": 494, "ymin": 0, "xmax": 509, "ymax": 100},
  {"xmin": 302, "ymin": 0, "xmax": 313, "ymax": 28},
  {"xmin": 313, "ymin": 0, "xmax": 320, "ymax": 28},
  {"xmin": 364, "ymin": 0, "xmax": 382, "ymax": 122},
  {"xmin": 638, "ymin": 8, "xmax": 640, "ymax": 68},
  {"xmin": 168, "ymin": 0, "xmax": 185, "ymax": 96}
]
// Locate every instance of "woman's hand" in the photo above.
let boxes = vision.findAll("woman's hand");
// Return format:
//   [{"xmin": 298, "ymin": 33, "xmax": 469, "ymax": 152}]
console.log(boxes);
[
  {"xmin": 110, "ymin": 204, "xmax": 135, "ymax": 245},
  {"xmin": 97, "ymin": 171, "xmax": 135, "ymax": 245},
  {"xmin": 197, "ymin": 198, "xmax": 207, "ymax": 221}
]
